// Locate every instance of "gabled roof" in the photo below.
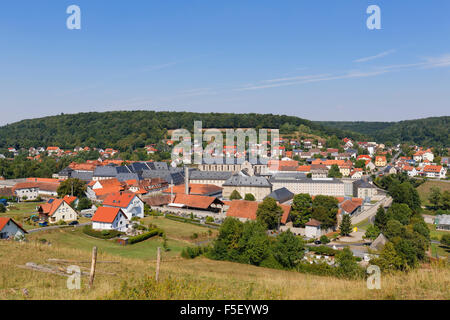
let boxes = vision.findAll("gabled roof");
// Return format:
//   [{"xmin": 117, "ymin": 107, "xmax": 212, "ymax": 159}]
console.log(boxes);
[
  {"xmin": 39, "ymin": 199, "xmax": 67, "ymax": 217},
  {"xmin": 341, "ymin": 199, "xmax": 361, "ymax": 214},
  {"xmin": 265, "ymin": 188, "xmax": 294, "ymax": 204},
  {"xmin": 162, "ymin": 184, "xmax": 222, "ymax": 196},
  {"xmin": 63, "ymin": 195, "xmax": 78, "ymax": 205},
  {"xmin": 226, "ymin": 200, "xmax": 259, "ymax": 220},
  {"xmin": 103, "ymin": 192, "xmax": 137, "ymax": 208},
  {"xmin": 92, "ymin": 207, "xmax": 124, "ymax": 223},
  {"xmin": 0, "ymin": 217, "xmax": 27, "ymax": 233},
  {"xmin": 172, "ymin": 194, "xmax": 223, "ymax": 209},
  {"xmin": 305, "ymin": 219, "xmax": 322, "ymax": 227}
]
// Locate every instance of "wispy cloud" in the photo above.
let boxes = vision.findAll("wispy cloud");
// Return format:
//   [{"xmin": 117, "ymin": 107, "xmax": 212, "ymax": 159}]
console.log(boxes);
[
  {"xmin": 354, "ymin": 49, "xmax": 396, "ymax": 63},
  {"xmin": 235, "ymin": 53, "xmax": 450, "ymax": 92},
  {"xmin": 236, "ymin": 70, "xmax": 387, "ymax": 91}
]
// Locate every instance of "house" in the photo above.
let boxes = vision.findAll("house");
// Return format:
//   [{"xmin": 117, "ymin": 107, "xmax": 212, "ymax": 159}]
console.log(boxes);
[
  {"xmin": 63, "ymin": 195, "xmax": 79, "ymax": 208},
  {"xmin": 12, "ymin": 182, "xmax": 39, "ymax": 201},
  {"xmin": 340, "ymin": 198, "xmax": 362, "ymax": 216},
  {"xmin": 413, "ymin": 148, "xmax": 434, "ymax": 162},
  {"xmin": 169, "ymin": 194, "xmax": 224, "ymax": 213},
  {"xmin": 162, "ymin": 183, "xmax": 222, "ymax": 197},
  {"xmin": 102, "ymin": 192, "xmax": 145, "ymax": 219},
  {"xmin": 370, "ymin": 233, "xmax": 388, "ymax": 251},
  {"xmin": 305, "ymin": 219, "xmax": 324, "ymax": 239},
  {"xmin": 422, "ymin": 165, "xmax": 446, "ymax": 179},
  {"xmin": 375, "ymin": 156, "xmax": 387, "ymax": 167},
  {"xmin": 46, "ymin": 146, "xmax": 61, "ymax": 155},
  {"xmin": 353, "ymin": 180, "xmax": 377, "ymax": 199},
  {"xmin": 402, "ymin": 165, "xmax": 418, "ymax": 177},
  {"xmin": 382, "ymin": 165, "xmax": 397, "ymax": 175},
  {"xmin": 349, "ymin": 169, "xmax": 363, "ymax": 179},
  {"xmin": 435, "ymin": 215, "xmax": 450, "ymax": 231},
  {"xmin": 38, "ymin": 198, "xmax": 78, "ymax": 224},
  {"xmin": 92, "ymin": 207, "xmax": 129, "ymax": 232},
  {"xmin": 0, "ymin": 217, "xmax": 27, "ymax": 240}
]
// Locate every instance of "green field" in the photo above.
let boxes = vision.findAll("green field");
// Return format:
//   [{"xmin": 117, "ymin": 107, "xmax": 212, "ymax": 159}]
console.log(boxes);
[
  {"xmin": 27, "ymin": 227, "xmax": 186, "ymax": 260},
  {"xmin": 142, "ymin": 216, "xmax": 218, "ymax": 242},
  {"xmin": 1, "ymin": 201, "xmax": 44, "ymax": 230},
  {"xmin": 417, "ymin": 180, "xmax": 450, "ymax": 207}
]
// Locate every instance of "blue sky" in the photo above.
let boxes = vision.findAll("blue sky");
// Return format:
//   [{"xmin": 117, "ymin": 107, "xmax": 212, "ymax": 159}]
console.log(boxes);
[{"xmin": 0, "ymin": 0, "xmax": 449, "ymax": 125}]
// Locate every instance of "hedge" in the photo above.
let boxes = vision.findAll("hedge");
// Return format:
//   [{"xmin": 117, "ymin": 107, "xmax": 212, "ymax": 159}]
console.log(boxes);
[
  {"xmin": 82, "ymin": 226, "xmax": 123, "ymax": 239},
  {"xmin": 128, "ymin": 228, "xmax": 164, "ymax": 245}
]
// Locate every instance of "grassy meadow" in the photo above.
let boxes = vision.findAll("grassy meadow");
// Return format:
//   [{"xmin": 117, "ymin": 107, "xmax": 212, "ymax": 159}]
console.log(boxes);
[{"xmin": 417, "ymin": 180, "xmax": 450, "ymax": 207}]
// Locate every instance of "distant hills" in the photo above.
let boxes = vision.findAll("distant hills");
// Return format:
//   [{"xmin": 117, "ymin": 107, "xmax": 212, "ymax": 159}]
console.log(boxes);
[
  {"xmin": 0, "ymin": 111, "xmax": 363, "ymax": 151},
  {"xmin": 0, "ymin": 111, "xmax": 447, "ymax": 151},
  {"xmin": 318, "ymin": 116, "xmax": 449, "ymax": 148}
]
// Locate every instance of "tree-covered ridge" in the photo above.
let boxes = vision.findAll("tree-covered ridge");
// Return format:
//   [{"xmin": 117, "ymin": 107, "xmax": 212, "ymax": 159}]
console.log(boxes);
[
  {"xmin": 318, "ymin": 116, "xmax": 450, "ymax": 148},
  {"xmin": 0, "ymin": 110, "xmax": 364, "ymax": 151}
]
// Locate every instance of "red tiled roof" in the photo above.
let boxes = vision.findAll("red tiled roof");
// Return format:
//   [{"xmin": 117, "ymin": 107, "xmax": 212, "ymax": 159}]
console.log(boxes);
[
  {"xmin": 12, "ymin": 182, "xmax": 39, "ymax": 192},
  {"xmin": 226, "ymin": 200, "xmax": 259, "ymax": 220},
  {"xmin": 305, "ymin": 219, "xmax": 322, "ymax": 227},
  {"xmin": 162, "ymin": 184, "xmax": 222, "ymax": 196},
  {"xmin": 423, "ymin": 165, "xmax": 442, "ymax": 173},
  {"xmin": 341, "ymin": 199, "xmax": 361, "ymax": 214},
  {"xmin": 39, "ymin": 199, "xmax": 66, "ymax": 217},
  {"xmin": 0, "ymin": 217, "xmax": 27, "ymax": 233},
  {"xmin": 92, "ymin": 207, "xmax": 123, "ymax": 223},
  {"xmin": 103, "ymin": 192, "xmax": 136, "ymax": 208},
  {"xmin": 172, "ymin": 194, "xmax": 222, "ymax": 210},
  {"xmin": 63, "ymin": 195, "xmax": 78, "ymax": 205}
]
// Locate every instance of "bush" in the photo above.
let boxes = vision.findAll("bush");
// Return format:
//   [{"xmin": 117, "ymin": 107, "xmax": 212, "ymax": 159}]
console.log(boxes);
[
  {"xmin": 181, "ymin": 246, "xmax": 208, "ymax": 259},
  {"xmin": 128, "ymin": 229, "xmax": 164, "ymax": 245},
  {"xmin": 320, "ymin": 235, "xmax": 330, "ymax": 244},
  {"xmin": 205, "ymin": 216, "xmax": 214, "ymax": 223},
  {"xmin": 83, "ymin": 225, "xmax": 123, "ymax": 239},
  {"xmin": 441, "ymin": 234, "xmax": 450, "ymax": 247},
  {"xmin": 310, "ymin": 245, "xmax": 337, "ymax": 256}
]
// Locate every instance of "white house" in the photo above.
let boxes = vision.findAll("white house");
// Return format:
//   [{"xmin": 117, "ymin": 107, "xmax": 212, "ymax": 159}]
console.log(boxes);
[
  {"xmin": 102, "ymin": 192, "xmax": 144, "ymax": 219},
  {"xmin": 422, "ymin": 165, "xmax": 447, "ymax": 179},
  {"xmin": 12, "ymin": 182, "xmax": 39, "ymax": 201},
  {"xmin": 91, "ymin": 207, "xmax": 129, "ymax": 232},
  {"xmin": 305, "ymin": 219, "xmax": 323, "ymax": 239},
  {"xmin": 0, "ymin": 217, "xmax": 27, "ymax": 240}
]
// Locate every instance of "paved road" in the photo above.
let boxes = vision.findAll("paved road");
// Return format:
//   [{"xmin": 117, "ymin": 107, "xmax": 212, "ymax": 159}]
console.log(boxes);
[{"xmin": 27, "ymin": 222, "xmax": 91, "ymax": 233}]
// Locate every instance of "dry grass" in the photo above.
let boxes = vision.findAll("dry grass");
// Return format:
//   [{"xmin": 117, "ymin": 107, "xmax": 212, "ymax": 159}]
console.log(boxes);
[
  {"xmin": 1, "ymin": 240, "xmax": 449, "ymax": 300},
  {"xmin": 417, "ymin": 180, "xmax": 450, "ymax": 206}
]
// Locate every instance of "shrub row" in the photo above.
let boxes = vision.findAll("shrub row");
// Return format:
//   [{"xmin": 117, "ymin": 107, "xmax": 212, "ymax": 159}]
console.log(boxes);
[
  {"xmin": 128, "ymin": 228, "xmax": 164, "ymax": 245},
  {"xmin": 82, "ymin": 226, "xmax": 123, "ymax": 239}
]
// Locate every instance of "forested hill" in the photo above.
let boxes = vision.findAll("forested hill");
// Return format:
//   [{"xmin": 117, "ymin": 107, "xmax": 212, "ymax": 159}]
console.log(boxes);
[
  {"xmin": 318, "ymin": 116, "xmax": 450, "ymax": 148},
  {"xmin": 0, "ymin": 111, "xmax": 365, "ymax": 151}
]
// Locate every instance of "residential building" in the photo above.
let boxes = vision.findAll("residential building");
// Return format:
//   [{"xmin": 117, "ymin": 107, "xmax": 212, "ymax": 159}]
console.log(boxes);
[
  {"xmin": 422, "ymin": 165, "xmax": 446, "ymax": 179},
  {"xmin": 102, "ymin": 192, "xmax": 145, "ymax": 219},
  {"xmin": 375, "ymin": 156, "xmax": 387, "ymax": 167},
  {"xmin": 92, "ymin": 207, "xmax": 129, "ymax": 232},
  {"xmin": 0, "ymin": 217, "xmax": 27, "ymax": 239},
  {"xmin": 12, "ymin": 182, "xmax": 39, "ymax": 201},
  {"xmin": 38, "ymin": 199, "xmax": 78, "ymax": 224}
]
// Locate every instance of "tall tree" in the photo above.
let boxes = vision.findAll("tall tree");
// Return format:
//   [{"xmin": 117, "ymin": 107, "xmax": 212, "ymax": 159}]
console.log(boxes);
[
  {"xmin": 339, "ymin": 214, "xmax": 352, "ymax": 236},
  {"xmin": 57, "ymin": 178, "xmax": 86, "ymax": 198},
  {"xmin": 374, "ymin": 206, "xmax": 388, "ymax": 231},
  {"xmin": 290, "ymin": 193, "xmax": 312, "ymax": 227},
  {"xmin": 256, "ymin": 197, "xmax": 283, "ymax": 230}
]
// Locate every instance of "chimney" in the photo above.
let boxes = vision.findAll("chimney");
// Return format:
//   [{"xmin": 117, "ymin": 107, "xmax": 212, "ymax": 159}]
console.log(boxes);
[{"xmin": 185, "ymin": 167, "xmax": 189, "ymax": 195}]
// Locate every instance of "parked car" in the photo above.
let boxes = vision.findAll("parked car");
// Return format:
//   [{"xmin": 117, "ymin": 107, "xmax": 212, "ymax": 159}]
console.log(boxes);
[
  {"xmin": 68, "ymin": 221, "xmax": 79, "ymax": 226},
  {"xmin": 314, "ymin": 240, "xmax": 322, "ymax": 245}
]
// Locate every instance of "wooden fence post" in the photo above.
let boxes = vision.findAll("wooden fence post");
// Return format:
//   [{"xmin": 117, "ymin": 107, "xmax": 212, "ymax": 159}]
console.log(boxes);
[
  {"xmin": 89, "ymin": 246, "xmax": 97, "ymax": 289},
  {"xmin": 155, "ymin": 247, "xmax": 161, "ymax": 282}
]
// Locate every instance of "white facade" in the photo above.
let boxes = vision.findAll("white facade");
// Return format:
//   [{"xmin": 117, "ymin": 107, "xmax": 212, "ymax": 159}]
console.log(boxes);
[
  {"xmin": 15, "ymin": 187, "xmax": 39, "ymax": 201},
  {"xmin": 92, "ymin": 210, "xmax": 129, "ymax": 232},
  {"xmin": 48, "ymin": 201, "xmax": 78, "ymax": 224},
  {"xmin": 104, "ymin": 196, "xmax": 145, "ymax": 220}
]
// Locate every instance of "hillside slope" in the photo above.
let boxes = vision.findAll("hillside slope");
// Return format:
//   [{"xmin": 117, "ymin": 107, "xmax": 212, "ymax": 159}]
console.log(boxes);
[
  {"xmin": 318, "ymin": 116, "xmax": 450, "ymax": 147},
  {"xmin": 0, "ymin": 111, "xmax": 364, "ymax": 151}
]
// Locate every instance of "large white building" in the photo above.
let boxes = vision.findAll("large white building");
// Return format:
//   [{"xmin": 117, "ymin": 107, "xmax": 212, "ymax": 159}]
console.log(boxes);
[{"xmin": 269, "ymin": 173, "xmax": 345, "ymax": 197}]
